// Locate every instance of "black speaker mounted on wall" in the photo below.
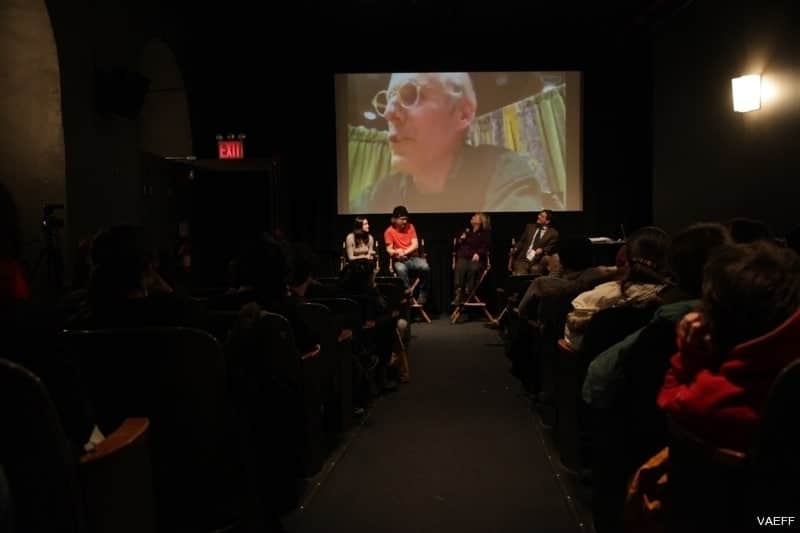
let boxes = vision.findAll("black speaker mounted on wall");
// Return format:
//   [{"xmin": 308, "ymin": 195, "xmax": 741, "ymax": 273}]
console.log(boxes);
[{"xmin": 93, "ymin": 67, "xmax": 151, "ymax": 119}]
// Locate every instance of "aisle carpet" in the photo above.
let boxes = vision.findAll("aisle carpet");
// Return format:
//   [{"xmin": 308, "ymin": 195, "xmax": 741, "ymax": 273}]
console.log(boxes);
[{"xmin": 286, "ymin": 318, "xmax": 582, "ymax": 533}]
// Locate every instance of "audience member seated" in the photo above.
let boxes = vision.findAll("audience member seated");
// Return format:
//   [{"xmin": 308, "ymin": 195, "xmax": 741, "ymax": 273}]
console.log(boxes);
[
  {"xmin": 583, "ymin": 222, "xmax": 732, "ymax": 513},
  {"xmin": 288, "ymin": 242, "xmax": 320, "ymax": 303},
  {"xmin": 583, "ymin": 222, "xmax": 731, "ymax": 410},
  {"xmin": 68, "ymin": 225, "xmax": 205, "ymax": 330},
  {"xmin": 518, "ymin": 235, "xmax": 618, "ymax": 320},
  {"xmin": 452, "ymin": 212, "xmax": 491, "ymax": 306},
  {"xmin": 564, "ymin": 226, "xmax": 670, "ymax": 351},
  {"xmin": 335, "ymin": 238, "xmax": 399, "ymax": 391},
  {"xmin": 0, "ymin": 184, "xmax": 28, "ymax": 305},
  {"xmin": 727, "ymin": 216, "xmax": 772, "ymax": 244},
  {"xmin": 229, "ymin": 235, "xmax": 319, "ymax": 356},
  {"xmin": 510, "ymin": 209, "xmax": 560, "ymax": 276},
  {"xmin": 658, "ymin": 240, "xmax": 800, "ymax": 451},
  {"xmin": 1, "ymin": 184, "xmax": 101, "ymax": 459},
  {"xmin": 626, "ymin": 240, "xmax": 800, "ymax": 531},
  {"xmin": 0, "ymin": 465, "xmax": 9, "ymax": 533},
  {"xmin": 785, "ymin": 224, "xmax": 800, "ymax": 256}
]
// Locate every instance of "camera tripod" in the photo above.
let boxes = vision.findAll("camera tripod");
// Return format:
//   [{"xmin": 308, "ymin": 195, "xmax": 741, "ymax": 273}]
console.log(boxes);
[{"xmin": 29, "ymin": 225, "xmax": 64, "ymax": 291}]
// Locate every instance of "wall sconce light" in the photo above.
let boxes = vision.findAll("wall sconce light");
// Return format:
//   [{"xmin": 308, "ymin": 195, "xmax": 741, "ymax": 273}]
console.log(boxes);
[{"xmin": 732, "ymin": 74, "xmax": 761, "ymax": 112}]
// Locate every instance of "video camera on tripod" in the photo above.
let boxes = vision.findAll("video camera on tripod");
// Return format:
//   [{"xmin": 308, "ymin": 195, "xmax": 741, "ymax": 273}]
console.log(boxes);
[
  {"xmin": 41, "ymin": 203, "xmax": 64, "ymax": 232},
  {"xmin": 30, "ymin": 203, "xmax": 65, "ymax": 290}
]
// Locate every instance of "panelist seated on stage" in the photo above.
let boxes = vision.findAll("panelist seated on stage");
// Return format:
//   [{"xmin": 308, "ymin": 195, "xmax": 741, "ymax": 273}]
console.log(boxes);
[
  {"xmin": 452, "ymin": 212, "xmax": 491, "ymax": 306},
  {"xmin": 510, "ymin": 209, "xmax": 560, "ymax": 276},
  {"xmin": 384, "ymin": 205, "xmax": 430, "ymax": 305},
  {"xmin": 344, "ymin": 215, "xmax": 377, "ymax": 268}
]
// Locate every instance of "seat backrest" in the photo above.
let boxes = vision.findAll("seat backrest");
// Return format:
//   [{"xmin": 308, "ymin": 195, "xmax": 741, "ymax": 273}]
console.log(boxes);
[
  {"xmin": 750, "ymin": 358, "xmax": 800, "ymax": 514},
  {"xmin": 203, "ymin": 309, "xmax": 241, "ymax": 344},
  {"xmin": 0, "ymin": 357, "xmax": 85, "ymax": 533},
  {"xmin": 259, "ymin": 309, "xmax": 327, "ymax": 477},
  {"xmin": 296, "ymin": 302, "xmax": 338, "ymax": 374},
  {"xmin": 376, "ymin": 282, "xmax": 405, "ymax": 313},
  {"xmin": 581, "ymin": 303, "xmax": 657, "ymax": 359},
  {"xmin": 225, "ymin": 311, "xmax": 305, "ymax": 514},
  {"xmin": 538, "ymin": 280, "xmax": 580, "ymax": 341},
  {"xmin": 375, "ymin": 275, "xmax": 404, "ymax": 289},
  {"xmin": 667, "ymin": 415, "xmax": 749, "ymax": 530},
  {"xmin": 61, "ymin": 327, "xmax": 239, "ymax": 532},
  {"xmin": 307, "ymin": 297, "xmax": 362, "ymax": 330}
]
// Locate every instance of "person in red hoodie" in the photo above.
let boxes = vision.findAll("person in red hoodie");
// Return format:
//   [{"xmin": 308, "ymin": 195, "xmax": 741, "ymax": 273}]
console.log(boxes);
[
  {"xmin": 0, "ymin": 183, "xmax": 29, "ymax": 303},
  {"xmin": 658, "ymin": 240, "xmax": 800, "ymax": 451}
]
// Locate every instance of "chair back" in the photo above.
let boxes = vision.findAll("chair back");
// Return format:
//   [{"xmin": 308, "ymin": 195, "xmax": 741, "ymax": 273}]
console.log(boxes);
[
  {"xmin": 307, "ymin": 297, "xmax": 362, "ymax": 331},
  {"xmin": 750, "ymin": 358, "xmax": 800, "ymax": 515},
  {"xmin": 372, "ymin": 238, "xmax": 381, "ymax": 272},
  {"xmin": 582, "ymin": 304, "xmax": 657, "ymax": 360},
  {"xmin": 667, "ymin": 416, "xmax": 749, "ymax": 532},
  {"xmin": 225, "ymin": 311, "xmax": 304, "ymax": 514},
  {"xmin": 376, "ymin": 282, "xmax": 405, "ymax": 313},
  {"xmin": 375, "ymin": 276, "xmax": 404, "ymax": 290},
  {"xmin": 507, "ymin": 237, "xmax": 516, "ymax": 272},
  {"xmin": 285, "ymin": 304, "xmax": 331, "ymax": 476},
  {"xmin": 0, "ymin": 358, "xmax": 85, "ymax": 533},
  {"xmin": 61, "ymin": 328, "xmax": 240, "ymax": 533},
  {"xmin": 204, "ymin": 309, "xmax": 241, "ymax": 344}
]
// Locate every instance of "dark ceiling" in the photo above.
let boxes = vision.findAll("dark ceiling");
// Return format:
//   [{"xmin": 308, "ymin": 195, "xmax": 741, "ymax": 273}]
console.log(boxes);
[{"xmin": 165, "ymin": 0, "xmax": 694, "ymax": 157}]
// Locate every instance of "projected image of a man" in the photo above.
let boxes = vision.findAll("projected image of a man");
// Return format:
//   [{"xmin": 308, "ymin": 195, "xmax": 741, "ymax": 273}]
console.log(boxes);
[
  {"xmin": 382, "ymin": 73, "xmax": 474, "ymax": 193},
  {"xmin": 359, "ymin": 72, "xmax": 550, "ymax": 213}
]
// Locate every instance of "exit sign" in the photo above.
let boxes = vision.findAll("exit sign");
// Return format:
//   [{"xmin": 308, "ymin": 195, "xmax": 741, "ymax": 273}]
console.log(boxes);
[{"xmin": 218, "ymin": 140, "xmax": 244, "ymax": 159}]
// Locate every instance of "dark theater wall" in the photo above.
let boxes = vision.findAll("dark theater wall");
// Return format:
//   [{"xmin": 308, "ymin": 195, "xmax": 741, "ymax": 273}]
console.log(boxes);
[
  {"xmin": 184, "ymin": 4, "xmax": 657, "ymax": 256},
  {"xmin": 653, "ymin": 0, "xmax": 800, "ymax": 236},
  {"xmin": 0, "ymin": 0, "xmax": 66, "ymax": 287},
  {"xmin": 35, "ymin": 0, "xmax": 187, "ymax": 287}
]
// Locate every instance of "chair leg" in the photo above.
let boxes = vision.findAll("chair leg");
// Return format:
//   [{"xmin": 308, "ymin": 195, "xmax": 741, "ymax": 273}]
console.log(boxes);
[
  {"xmin": 413, "ymin": 300, "xmax": 432, "ymax": 324},
  {"xmin": 488, "ymin": 306, "xmax": 507, "ymax": 326},
  {"xmin": 408, "ymin": 277, "xmax": 420, "ymax": 293},
  {"xmin": 450, "ymin": 305, "xmax": 462, "ymax": 324}
]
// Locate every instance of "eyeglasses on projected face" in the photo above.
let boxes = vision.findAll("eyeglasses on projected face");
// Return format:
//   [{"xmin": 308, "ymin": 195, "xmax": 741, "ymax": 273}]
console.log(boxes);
[{"xmin": 372, "ymin": 80, "xmax": 427, "ymax": 118}]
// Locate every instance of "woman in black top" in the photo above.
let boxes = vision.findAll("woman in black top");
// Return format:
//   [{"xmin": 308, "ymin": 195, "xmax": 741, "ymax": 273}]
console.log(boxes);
[{"xmin": 453, "ymin": 212, "xmax": 491, "ymax": 305}]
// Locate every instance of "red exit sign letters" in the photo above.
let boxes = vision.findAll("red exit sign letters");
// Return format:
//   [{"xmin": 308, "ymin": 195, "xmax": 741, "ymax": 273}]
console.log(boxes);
[{"xmin": 218, "ymin": 140, "xmax": 244, "ymax": 159}]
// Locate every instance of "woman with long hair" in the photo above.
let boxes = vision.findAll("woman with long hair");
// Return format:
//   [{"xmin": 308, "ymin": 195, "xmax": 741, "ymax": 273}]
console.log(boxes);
[
  {"xmin": 346, "ymin": 216, "xmax": 376, "ymax": 262},
  {"xmin": 452, "ymin": 212, "xmax": 491, "ymax": 306},
  {"xmin": 343, "ymin": 216, "xmax": 377, "ymax": 292}
]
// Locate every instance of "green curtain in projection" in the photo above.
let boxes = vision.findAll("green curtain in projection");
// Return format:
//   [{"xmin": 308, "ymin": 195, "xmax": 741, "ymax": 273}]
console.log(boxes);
[
  {"xmin": 348, "ymin": 125, "xmax": 391, "ymax": 209},
  {"xmin": 536, "ymin": 88, "xmax": 567, "ymax": 195},
  {"xmin": 467, "ymin": 85, "xmax": 567, "ymax": 197}
]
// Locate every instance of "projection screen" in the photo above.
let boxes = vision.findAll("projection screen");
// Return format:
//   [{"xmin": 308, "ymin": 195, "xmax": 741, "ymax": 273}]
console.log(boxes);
[{"xmin": 335, "ymin": 71, "xmax": 582, "ymax": 214}]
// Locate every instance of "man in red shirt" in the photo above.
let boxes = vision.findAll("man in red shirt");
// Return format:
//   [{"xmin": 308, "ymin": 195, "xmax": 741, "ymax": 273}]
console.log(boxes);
[{"xmin": 384, "ymin": 205, "xmax": 430, "ymax": 304}]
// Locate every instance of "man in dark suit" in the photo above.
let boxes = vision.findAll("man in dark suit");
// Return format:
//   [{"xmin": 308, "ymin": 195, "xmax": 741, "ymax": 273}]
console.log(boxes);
[{"xmin": 510, "ymin": 209, "xmax": 559, "ymax": 275}]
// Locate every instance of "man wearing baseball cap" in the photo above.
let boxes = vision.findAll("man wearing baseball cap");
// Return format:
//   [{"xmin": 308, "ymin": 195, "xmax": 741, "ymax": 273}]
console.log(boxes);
[{"xmin": 384, "ymin": 205, "xmax": 430, "ymax": 304}]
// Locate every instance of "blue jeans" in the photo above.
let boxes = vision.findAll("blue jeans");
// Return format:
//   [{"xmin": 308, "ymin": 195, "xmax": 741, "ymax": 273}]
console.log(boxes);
[{"xmin": 393, "ymin": 256, "xmax": 430, "ymax": 291}]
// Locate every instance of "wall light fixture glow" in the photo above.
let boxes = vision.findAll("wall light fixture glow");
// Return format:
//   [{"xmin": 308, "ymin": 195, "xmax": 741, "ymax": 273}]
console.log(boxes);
[{"xmin": 732, "ymin": 74, "xmax": 761, "ymax": 112}]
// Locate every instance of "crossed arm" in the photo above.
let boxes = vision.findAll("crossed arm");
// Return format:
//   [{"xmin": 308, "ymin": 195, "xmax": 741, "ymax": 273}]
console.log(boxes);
[{"xmin": 386, "ymin": 237, "xmax": 418, "ymax": 259}]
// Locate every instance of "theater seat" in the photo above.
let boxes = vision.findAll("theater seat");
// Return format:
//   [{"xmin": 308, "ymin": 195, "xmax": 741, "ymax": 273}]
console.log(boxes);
[
  {"xmin": 61, "ymin": 328, "xmax": 243, "ymax": 533},
  {"xmin": 0, "ymin": 357, "xmax": 154, "ymax": 533}
]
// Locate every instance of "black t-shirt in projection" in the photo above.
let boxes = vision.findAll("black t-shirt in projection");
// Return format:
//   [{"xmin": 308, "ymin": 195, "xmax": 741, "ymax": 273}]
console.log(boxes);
[{"xmin": 357, "ymin": 144, "xmax": 545, "ymax": 213}]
